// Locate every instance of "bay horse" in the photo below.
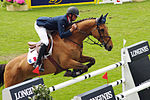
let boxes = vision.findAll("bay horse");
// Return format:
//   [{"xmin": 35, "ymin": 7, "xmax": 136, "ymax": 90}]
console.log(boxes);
[{"xmin": 0, "ymin": 13, "xmax": 113, "ymax": 88}]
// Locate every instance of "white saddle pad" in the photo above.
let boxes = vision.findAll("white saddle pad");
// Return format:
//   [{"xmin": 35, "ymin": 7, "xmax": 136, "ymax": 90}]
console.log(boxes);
[{"xmin": 27, "ymin": 48, "xmax": 38, "ymax": 64}]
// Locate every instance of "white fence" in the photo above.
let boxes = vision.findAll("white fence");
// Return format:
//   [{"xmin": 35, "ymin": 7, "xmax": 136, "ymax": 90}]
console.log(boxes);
[{"xmin": 49, "ymin": 61, "xmax": 124, "ymax": 92}]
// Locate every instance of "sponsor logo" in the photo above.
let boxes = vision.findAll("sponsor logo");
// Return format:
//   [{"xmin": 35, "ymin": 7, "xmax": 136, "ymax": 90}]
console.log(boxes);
[
  {"xmin": 130, "ymin": 45, "xmax": 149, "ymax": 58},
  {"xmin": 14, "ymin": 87, "xmax": 34, "ymax": 100},
  {"xmin": 89, "ymin": 91, "xmax": 113, "ymax": 100},
  {"xmin": 49, "ymin": 0, "xmax": 62, "ymax": 4}
]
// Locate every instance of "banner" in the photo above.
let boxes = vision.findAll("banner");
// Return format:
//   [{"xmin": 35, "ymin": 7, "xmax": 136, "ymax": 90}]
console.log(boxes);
[
  {"xmin": 27, "ymin": 0, "xmax": 97, "ymax": 8},
  {"xmin": 2, "ymin": 78, "xmax": 44, "ymax": 100},
  {"xmin": 73, "ymin": 85, "xmax": 116, "ymax": 100}
]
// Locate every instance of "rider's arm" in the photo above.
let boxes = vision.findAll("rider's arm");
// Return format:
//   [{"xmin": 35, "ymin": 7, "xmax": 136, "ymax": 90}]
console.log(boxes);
[{"xmin": 57, "ymin": 20, "xmax": 72, "ymax": 39}]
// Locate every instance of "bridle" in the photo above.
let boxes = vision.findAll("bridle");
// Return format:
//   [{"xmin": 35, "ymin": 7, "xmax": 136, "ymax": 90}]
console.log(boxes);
[
  {"xmin": 94, "ymin": 24, "xmax": 111, "ymax": 47},
  {"xmin": 67, "ymin": 21, "xmax": 111, "ymax": 48}
]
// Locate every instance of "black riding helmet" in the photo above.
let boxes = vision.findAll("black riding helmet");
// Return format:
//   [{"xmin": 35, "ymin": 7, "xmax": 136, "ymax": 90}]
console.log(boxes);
[{"xmin": 67, "ymin": 6, "xmax": 79, "ymax": 17}]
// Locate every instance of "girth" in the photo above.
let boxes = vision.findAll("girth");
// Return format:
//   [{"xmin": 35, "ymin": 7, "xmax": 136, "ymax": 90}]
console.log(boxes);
[{"xmin": 47, "ymin": 56, "xmax": 66, "ymax": 75}]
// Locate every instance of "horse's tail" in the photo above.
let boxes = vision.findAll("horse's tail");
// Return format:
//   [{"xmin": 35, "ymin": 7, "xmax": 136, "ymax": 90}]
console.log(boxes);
[{"xmin": 0, "ymin": 64, "xmax": 6, "ymax": 87}]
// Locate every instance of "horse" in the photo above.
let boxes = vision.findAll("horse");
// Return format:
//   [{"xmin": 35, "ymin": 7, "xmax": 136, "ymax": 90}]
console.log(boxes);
[{"xmin": 0, "ymin": 13, "xmax": 113, "ymax": 88}]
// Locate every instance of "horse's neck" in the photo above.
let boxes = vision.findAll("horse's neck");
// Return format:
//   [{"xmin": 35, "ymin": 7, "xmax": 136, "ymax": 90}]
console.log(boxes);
[
  {"xmin": 52, "ymin": 19, "xmax": 96, "ymax": 47},
  {"xmin": 70, "ymin": 19, "xmax": 96, "ymax": 44}
]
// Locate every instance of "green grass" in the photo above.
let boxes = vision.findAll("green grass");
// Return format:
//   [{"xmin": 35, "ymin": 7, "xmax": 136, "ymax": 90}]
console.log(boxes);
[{"xmin": 0, "ymin": 0, "xmax": 150, "ymax": 99}]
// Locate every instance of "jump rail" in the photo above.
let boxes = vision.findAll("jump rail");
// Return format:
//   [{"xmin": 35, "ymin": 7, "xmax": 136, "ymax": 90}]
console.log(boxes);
[
  {"xmin": 49, "ymin": 61, "xmax": 124, "ymax": 92},
  {"xmin": 109, "ymin": 78, "xmax": 125, "ymax": 87},
  {"xmin": 116, "ymin": 81, "xmax": 150, "ymax": 100}
]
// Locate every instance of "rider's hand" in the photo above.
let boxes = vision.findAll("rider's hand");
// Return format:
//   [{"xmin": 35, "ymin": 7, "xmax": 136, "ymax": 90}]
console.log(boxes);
[{"xmin": 70, "ymin": 24, "xmax": 77, "ymax": 32}]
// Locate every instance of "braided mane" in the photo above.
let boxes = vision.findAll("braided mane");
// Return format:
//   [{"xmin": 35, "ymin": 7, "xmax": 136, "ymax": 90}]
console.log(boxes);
[
  {"xmin": 67, "ymin": 17, "xmax": 96, "ymax": 29},
  {"xmin": 73, "ymin": 17, "xmax": 96, "ymax": 24}
]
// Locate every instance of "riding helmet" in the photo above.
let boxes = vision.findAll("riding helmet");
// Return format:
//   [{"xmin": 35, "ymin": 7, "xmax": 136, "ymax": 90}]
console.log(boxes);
[{"xmin": 67, "ymin": 6, "xmax": 79, "ymax": 17}]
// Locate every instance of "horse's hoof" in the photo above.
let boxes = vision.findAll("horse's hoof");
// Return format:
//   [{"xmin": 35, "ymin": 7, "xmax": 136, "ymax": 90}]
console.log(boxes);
[
  {"xmin": 64, "ymin": 70, "xmax": 72, "ymax": 77},
  {"xmin": 83, "ymin": 66, "xmax": 88, "ymax": 72},
  {"xmin": 71, "ymin": 69, "xmax": 84, "ymax": 78}
]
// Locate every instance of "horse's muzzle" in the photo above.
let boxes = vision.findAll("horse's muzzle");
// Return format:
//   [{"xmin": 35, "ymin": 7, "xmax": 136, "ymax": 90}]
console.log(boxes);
[{"xmin": 105, "ymin": 45, "xmax": 112, "ymax": 51}]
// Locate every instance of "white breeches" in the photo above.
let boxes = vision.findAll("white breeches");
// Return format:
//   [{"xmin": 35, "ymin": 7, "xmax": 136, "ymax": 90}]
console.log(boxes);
[{"xmin": 34, "ymin": 22, "xmax": 49, "ymax": 46}]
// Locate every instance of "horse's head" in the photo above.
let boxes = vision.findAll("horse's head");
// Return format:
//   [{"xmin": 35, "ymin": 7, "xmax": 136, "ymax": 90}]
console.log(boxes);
[
  {"xmin": 68, "ymin": 14, "xmax": 113, "ymax": 51},
  {"xmin": 91, "ymin": 13, "xmax": 113, "ymax": 51}
]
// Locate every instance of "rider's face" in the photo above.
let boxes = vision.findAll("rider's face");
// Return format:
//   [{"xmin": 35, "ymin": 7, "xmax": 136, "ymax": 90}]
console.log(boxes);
[{"xmin": 71, "ymin": 14, "xmax": 77, "ymax": 21}]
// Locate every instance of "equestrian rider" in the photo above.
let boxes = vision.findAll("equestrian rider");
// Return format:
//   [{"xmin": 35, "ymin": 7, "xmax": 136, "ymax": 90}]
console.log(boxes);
[{"xmin": 33, "ymin": 6, "xmax": 79, "ymax": 72}]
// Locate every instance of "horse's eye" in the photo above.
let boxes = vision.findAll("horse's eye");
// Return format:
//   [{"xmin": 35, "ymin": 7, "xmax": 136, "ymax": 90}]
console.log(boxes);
[{"xmin": 100, "ymin": 29, "xmax": 104, "ymax": 32}]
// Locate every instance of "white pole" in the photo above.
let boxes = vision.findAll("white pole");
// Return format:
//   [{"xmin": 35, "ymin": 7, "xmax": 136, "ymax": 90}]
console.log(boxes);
[
  {"xmin": 116, "ymin": 82, "xmax": 150, "ymax": 100},
  {"xmin": 49, "ymin": 61, "xmax": 124, "ymax": 92},
  {"xmin": 109, "ymin": 78, "xmax": 125, "ymax": 87}
]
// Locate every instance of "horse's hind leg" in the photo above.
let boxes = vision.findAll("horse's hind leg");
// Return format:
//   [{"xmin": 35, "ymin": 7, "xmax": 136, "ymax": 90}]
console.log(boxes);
[{"xmin": 4, "ymin": 64, "xmax": 24, "ymax": 88}]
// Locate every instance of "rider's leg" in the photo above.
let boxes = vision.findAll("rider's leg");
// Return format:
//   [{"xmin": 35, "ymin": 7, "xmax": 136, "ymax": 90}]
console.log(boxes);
[
  {"xmin": 33, "ymin": 43, "xmax": 47, "ymax": 71},
  {"xmin": 33, "ymin": 22, "xmax": 49, "ymax": 72}
]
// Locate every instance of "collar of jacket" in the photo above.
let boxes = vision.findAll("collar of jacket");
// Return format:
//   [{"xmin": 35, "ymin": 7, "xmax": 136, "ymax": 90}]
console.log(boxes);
[{"xmin": 66, "ymin": 15, "xmax": 71, "ymax": 24}]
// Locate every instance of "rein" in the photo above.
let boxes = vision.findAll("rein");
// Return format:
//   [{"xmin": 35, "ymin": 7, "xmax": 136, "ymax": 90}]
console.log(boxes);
[
  {"xmin": 66, "ymin": 38, "xmax": 83, "ymax": 48},
  {"xmin": 66, "ymin": 25, "xmax": 90, "ymax": 48},
  {"xmin": 85, "ymin": 37, "xmax": 103, "ymax": 47}
]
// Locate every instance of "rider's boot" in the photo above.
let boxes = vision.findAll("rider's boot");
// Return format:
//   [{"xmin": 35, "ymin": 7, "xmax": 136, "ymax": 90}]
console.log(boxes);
[{"xmin": 33, "ymin": 44, "xmax": 47, "ymax": 72}]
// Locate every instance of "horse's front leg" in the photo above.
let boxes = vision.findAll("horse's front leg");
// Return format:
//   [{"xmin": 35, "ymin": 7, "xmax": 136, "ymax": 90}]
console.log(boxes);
[
  {"xmin": 79, "ymin": 55, "xmax": 95, "ymax": 68},
  {"xmin": 64, "ymin": 55, "xmax": 95, "ymax": 77},
  {"xmin": 63, "ymin": 59, "xmax": 88, "ymax": 70},
  {"xmin": 70, "ymin": 55, "xmax": 95, "ymax": 77},
  {"xmin": 63, "ymin": 59, "xmax": 88, "ymax": 77}
]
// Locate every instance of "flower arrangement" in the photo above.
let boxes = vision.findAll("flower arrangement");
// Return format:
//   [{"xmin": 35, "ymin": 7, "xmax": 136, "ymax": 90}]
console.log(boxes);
[
  {"xmin": 2, "ymin": 0, "xmax": 25, "ymax": 7},
  {"xmin": 1, "ymin": 0, "xmax": 28, "ymax": 11},
  {"xmin": 28, "ymin": 84, "xmax": 53, "ymax": 100}
]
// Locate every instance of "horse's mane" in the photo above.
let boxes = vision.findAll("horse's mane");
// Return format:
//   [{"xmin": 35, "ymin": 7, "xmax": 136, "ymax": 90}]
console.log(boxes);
[
  {"xmin": 48, "ymin": 17, "xmax": 96, "ymax": 35},
  {"xmin": 73, "ymin": 17, "xmax": 96, "ymax": 24}
]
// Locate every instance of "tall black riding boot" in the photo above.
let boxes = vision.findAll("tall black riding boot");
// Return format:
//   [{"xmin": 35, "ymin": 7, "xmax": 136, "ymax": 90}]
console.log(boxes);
[{"xmin": 33, "ymin": 44, "xmax": 47, "ymax": 72}]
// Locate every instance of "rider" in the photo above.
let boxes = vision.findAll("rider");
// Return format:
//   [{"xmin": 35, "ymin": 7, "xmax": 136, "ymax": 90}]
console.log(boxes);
[{"xmin": 33, "ymin": 6, "xmax": 79, "ymax": 72}]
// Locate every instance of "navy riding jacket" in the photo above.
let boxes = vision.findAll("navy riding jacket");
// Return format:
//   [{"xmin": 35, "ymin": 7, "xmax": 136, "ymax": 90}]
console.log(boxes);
[{"xmin": 36, "ymin": 15, "xmax": 72, "ymax": 39}]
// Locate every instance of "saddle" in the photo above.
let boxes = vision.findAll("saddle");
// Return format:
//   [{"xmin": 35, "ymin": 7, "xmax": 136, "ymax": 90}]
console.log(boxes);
[
  {"xmin": 27, "ymin": 34, "xmax": 66, "ymax": 74},
  {"xmin": 28, "ymin": 41, "xmax": 41, "ymax": 53}
]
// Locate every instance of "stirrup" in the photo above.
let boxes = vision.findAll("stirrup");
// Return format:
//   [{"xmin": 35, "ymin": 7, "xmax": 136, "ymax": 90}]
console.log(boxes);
[
  {"xmin": 39, "ymin": 65, "xmax": 44, "ymax": 72},
  {"xmin": 33, "ymin": 64, "xmax": 44, "ymax": 72}
]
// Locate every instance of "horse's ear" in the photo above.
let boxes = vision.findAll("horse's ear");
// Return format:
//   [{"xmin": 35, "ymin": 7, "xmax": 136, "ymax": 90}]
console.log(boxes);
[
  {"xmin": 97, "ymin": 13, "xmax": 108, "ymax": 24},
  {"xmin": 96, "ymin": 14, "xmax": 103, "ymax": 24},
  {"xmin": 104, "ymin": 13, "xmax": 108, "ymax": 18},
  {"xmin": 99, "ymin": 14, "xmax": 103, "ymax": 21}
]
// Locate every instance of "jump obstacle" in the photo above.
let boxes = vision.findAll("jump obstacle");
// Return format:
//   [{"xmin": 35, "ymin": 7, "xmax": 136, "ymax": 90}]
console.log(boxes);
[
  {"xmin": 2, "ymin": 41, "xmax": 150, "ymax": 100},
  {"xmin": 98, "ymin": 0, "xmax": 132, "ymax": 5}
]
